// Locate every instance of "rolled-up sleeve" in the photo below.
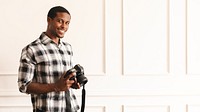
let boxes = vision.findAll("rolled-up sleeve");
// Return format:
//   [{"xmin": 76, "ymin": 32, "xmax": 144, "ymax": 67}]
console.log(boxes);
[{"xmin": 18, "ymin": 47, "xmax": 35, "ymax": 93}]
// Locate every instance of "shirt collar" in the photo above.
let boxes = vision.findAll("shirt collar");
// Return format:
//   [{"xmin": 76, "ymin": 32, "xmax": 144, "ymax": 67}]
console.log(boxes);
[{"xmin": 40, "ymin": 32, "xmax": 64, "ymax": 47}]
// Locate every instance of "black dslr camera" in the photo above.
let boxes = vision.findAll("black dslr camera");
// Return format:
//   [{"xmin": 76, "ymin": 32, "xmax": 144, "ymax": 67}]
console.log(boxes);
[{"xmin": 64, "ymin": 64, "xmax": 88, "ymax": 86}]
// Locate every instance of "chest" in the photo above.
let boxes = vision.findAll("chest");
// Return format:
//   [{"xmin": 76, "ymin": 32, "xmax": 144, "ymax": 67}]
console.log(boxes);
[{"xmin": 32, "ymin": 44, "xmax": 73, "ymax": 70}]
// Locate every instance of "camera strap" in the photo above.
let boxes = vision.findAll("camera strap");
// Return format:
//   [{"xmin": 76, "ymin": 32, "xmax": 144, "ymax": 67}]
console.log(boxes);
[{"xmin": 80, "ymin": 85, "xmax": 86, "ymax": 112}]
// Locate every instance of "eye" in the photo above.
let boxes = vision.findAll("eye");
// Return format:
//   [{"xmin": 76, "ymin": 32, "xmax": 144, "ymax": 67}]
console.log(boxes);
[
  {"xmin": 65, "ymin": 22, "xmax": 70, "ymax": 25},
  {"xmin": 58, "ymin": 19, "xmax": 62, "ymax": 23}
]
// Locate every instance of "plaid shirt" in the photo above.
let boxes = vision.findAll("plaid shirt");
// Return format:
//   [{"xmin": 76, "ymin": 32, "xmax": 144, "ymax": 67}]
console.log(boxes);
[{"xmin": 18, "ymin": 33, "xmax": 79, "ymax": 112}]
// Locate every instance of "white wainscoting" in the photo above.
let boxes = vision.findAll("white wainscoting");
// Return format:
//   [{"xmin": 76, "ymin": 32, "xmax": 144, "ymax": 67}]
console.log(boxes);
[{"xmin": 1, "ymin": 0, "xmax": 200, "ymax": 112}]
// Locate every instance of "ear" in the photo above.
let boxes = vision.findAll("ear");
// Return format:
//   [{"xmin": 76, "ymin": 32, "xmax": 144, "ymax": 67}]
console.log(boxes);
[{"xmin": 47, "ymin": 17, "xmax": 52, "ymax": 23}]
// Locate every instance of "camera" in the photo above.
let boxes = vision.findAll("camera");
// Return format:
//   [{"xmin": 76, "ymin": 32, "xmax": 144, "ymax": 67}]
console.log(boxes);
[{"xmin": 64, "ymin": 64, "xmax": 88, "ymax": 86}]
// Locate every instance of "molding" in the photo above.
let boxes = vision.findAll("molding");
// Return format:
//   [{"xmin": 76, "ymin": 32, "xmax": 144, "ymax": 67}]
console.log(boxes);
[
  {"xmin": 0, "ymin": 74, "xmax": 17, "ymax": 76},
  {"xmin": 2, "ymin": 90, "xmax": 200, "ymax": 97},
  {"xmin": 123, "ymin": 105, "xmax": 170, "ymax": 112}
]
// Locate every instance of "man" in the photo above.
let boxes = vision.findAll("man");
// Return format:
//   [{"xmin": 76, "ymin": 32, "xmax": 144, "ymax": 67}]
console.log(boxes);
[{"xmin": 18, "ymin": 6, "xmax": 80, "ymax": 112}]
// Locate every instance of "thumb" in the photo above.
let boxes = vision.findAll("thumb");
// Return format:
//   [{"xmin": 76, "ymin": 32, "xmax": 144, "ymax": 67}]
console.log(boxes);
[{"xmin": 63, "ymin": 68, "xmax": 76, "ymax": 79}]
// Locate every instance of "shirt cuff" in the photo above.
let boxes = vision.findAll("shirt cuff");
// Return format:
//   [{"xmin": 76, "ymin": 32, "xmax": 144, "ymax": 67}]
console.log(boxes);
[{"xmin": 18, "ymin": 81, "xmax": 31, "ymax": 94}]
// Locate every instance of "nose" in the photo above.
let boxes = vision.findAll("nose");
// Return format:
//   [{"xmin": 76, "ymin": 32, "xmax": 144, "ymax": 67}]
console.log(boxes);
[
  {"xmin": 61, "ymin": 23, "xmax": 65, "ymax": 28},
  {"xmin": 61, "ymin": 23, "xmax": 69, "ymax": 30}
]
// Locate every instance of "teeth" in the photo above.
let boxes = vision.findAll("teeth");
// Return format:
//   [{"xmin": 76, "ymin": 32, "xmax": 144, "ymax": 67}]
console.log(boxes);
[{"xmin": 59, "ymin": 30, "xmax": 65, "ymax": 33}]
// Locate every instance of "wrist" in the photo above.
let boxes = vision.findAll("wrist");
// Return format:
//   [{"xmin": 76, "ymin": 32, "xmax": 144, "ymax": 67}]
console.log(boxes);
[{"xmin": 49, "ymin": 83, "xmax": 59, "ymax": 92}]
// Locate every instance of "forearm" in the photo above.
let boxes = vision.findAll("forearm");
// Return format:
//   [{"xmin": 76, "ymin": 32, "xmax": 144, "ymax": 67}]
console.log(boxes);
[
  {"xmin": 25, "ymin": 73, "xmax": 76, "ymax": 94},
  {"xmin": 26, "ymin": 82, "xmax": 56, "ymax": 94}
]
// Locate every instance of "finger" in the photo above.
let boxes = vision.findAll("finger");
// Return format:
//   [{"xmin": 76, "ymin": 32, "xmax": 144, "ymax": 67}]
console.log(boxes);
[
  {"xmin": 62, "ymin": 71, "xmax": 75, "ymax": 79},
  {"xmin": 66, "ymin": 80, "xmax": 75, "ymax": 89},
  {"xmin": 72, "ymin": 82, "xmax": 80, "ymax": 89},
  {"xmin": 64, "ymin": 69, "xmax": 76, "ymax": 79},
  {"xmin": 67, "ymin": 72, "xmax": 76, "ymax": 80},
  {"xmin": 76, "ymin": 83, "xmax": 81, "ymax": 89}
]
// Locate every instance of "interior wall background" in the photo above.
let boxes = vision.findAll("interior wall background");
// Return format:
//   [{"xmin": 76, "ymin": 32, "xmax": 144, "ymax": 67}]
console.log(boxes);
[{"xmin": 1, "ymin": 0, "xmax": 200, "ymax": 112}]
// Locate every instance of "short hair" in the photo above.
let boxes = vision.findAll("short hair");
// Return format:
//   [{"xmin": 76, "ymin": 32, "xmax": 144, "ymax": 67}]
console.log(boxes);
[{"xmin": 47, "ymin": 6, "xmax": 70, "ymax": 19}]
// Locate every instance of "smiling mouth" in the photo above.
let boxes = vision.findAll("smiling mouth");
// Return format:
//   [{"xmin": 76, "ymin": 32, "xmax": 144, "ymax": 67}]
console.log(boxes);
[{"xmin": 58, "ymin": 29, "xmax": 66, "ymax": 34}]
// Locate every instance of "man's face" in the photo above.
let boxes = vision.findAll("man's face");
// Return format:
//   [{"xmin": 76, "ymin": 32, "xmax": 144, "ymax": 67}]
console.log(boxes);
[{"xmin": 48, "ymin": 12, "xmax": 71, "ymax": 38}]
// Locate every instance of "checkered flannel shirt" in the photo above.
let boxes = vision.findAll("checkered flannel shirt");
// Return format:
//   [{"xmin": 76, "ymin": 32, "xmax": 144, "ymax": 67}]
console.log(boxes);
[{"xmin": 18, "ymin": 33, "xmax": 79, "ymax": 112}]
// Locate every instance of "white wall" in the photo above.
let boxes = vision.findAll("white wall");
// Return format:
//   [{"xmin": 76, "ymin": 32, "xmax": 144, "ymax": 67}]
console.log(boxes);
[{"xmin": 1, "ymin": 0, "xmax": 200, "ymax": 112}]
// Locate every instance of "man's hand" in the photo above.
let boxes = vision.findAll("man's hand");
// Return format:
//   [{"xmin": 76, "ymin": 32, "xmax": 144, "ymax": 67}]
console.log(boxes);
[
  {"xmin": 54, "ymin": 72, "xmax": 76, "ymax": 92},
  {"xmin": 71, "ymin": 79, "xmax": 81, "ymax": 89}
]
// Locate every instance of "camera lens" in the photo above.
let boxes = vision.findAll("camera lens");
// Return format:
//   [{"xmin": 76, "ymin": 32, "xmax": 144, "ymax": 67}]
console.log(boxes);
[{"xmin": 77, "ymin": 75, "xmax": 88, "ymax": 86}]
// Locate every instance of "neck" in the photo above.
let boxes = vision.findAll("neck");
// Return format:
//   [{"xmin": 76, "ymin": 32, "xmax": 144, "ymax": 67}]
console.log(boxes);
[{"xmin": 44, "ymin": 32, "xmax": 59, "ymax": 45}]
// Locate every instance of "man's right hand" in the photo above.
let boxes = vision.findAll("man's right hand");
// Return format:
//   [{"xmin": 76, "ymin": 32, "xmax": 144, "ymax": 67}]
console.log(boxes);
[{"xmin": 54, "ymin": 71, "xmax": 76, "ymax": 92}]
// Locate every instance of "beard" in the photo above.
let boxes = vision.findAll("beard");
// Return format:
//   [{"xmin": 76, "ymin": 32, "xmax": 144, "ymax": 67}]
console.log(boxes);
[{"xmin": 51, "ymin": 29, "xmax": 65, "ymax": 38}]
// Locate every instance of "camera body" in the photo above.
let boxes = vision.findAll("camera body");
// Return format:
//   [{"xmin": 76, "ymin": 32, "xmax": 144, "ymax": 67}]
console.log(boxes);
[{"xmin": 64, "ymin": 64, "xmax": 88, "ymax": 86}]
